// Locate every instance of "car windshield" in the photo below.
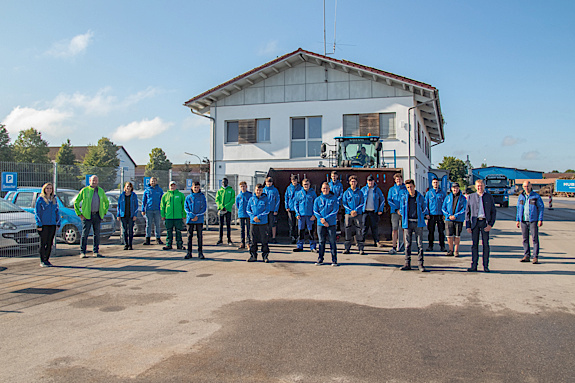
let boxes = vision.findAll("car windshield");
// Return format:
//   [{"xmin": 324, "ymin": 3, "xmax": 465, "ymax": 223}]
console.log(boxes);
[
  {"xmin": 57, "ymin": 190, "xmax": 80, "ymax": 209},
  {"xmin": 107, "ymin": 194, "xmax": 119, "ymax": 204},
  {"xmin": 486, "ymin": 179, "xmax": 507, "ymax": 187},
  {"xmin": 339, "ymin": 139, "xmax": 376, "ymax": 165},
  {"xmin": 0, "ymin": 199, "xmax": 26, "ymax": 213}
]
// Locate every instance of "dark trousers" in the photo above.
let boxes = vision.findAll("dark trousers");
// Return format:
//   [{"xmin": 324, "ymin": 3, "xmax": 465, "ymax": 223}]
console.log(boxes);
[
  {"xmin": 344, "ymin": 214, "xmax": 364, "ymax": 251},
  {"xmin": 471, "ymin": 219, "xmax": 490, "ymax": 269},
  {"xmin": 297, "ymin": 216, "xmax": 317, "ymax": 249},
  {"xmin": 287, "ymin": 210, "xmax": 298, "ymax": 241},
  {"xmin": 240, "ymin": 217, "xmax": 251, "ymax": 245},
  {"xmin": 427, "ymin": 214, "xmax": 445, "ymax": 248},
  {"xmin": 317, "ymin": 225, "xmax": 337, "ymax": 263},
  {"xmin": 250, "ymin": 224, "xmax": 269, "ymax": 259},
  {"xmin": 187, "ymin": 223, "xmax": 203, "ymax": 254},
  {"xmin": 404, "ymin": 220, "xmax": 424, "ymax": 265},
  {"xmin": 39, "ymin": 225, "xmax": 56, "ymax": 263},
  {"xmin": 521, "ymin": 221, "xmax": 539, "ymax": 258},
  {"xmin": 165, "ymin": 219, "xmax": 184, "ymax": 247},
  {"xmin": 267, "ymin": 212, "xmax": 277, "ymax": 238},
  {"xmin": 219, "ymin": 211, "xmax": 231, "ymax": 241},
  {"xmin": 362, "ymin": 211, "xmax": 379, "ymax": 243},
  {"xmin": 80, "ymin": 213, "xmax": 101, "ymax": 254},
  {"xmin": 121, "ymin": 217, "xmax": 134, "ymax": 247}
]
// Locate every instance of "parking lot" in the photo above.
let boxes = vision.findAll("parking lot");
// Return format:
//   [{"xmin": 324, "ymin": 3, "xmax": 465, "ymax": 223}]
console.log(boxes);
[{"xmin": 1, "ymin": 196, "xmax": 574, "ymax": 382}]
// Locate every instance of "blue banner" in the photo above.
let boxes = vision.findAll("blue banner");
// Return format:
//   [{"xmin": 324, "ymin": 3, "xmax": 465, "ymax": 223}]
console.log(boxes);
[{"xmin": 556, "ymin": 179, "xmax": 575, "ymax": 193}]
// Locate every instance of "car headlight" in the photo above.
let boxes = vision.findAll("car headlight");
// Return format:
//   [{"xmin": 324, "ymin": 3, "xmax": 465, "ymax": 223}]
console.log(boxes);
[{"xmin": 0, "ymin": 221, "xmax": 17, "ymax": 230}]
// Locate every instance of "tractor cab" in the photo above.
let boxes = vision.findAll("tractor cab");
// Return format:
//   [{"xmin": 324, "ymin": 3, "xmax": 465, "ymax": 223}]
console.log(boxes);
[{"xmin": 322, "ymin": 136, "xmax": 382, "ymax": 168}]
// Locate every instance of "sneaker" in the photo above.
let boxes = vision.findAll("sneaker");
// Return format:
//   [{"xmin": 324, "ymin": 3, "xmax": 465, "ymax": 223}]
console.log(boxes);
[
  {"xmin": 467, "ymin": 268, "xmax": 478, "ymax": 272},
  {"xmin": 40, "ymin": 262, "xmax": 49, "ymax": 268},
  {"xmin": 359, "ymin": 250, "xmax": 365, "ymax": 255},
  {"xmin": 123, "ymin": 245, "xmax": 129, "ymax": 250},
  {"xmin": 439, "ymin": 247, "xmax": 446, "ymax": 252},
  {"xmin": 247, "ymin": 256, "xmax": 257, "ymax": 262},
  {"xmin": 311, "ymin": 248, "xmax": 318, "ymax": 253},
  {"xmin": 44, "ymin": 261, "xmax": 53, "ymax": 266},
  {"xmin": 263, "ymin": 256, "xmax": 270, "ymax": 263},
  {"xmin": 128, "ymin": 245, "xmax": 133, "ymax": 250},
  {"xmin": 483, "ymin": 267, "xmax": 490, "ymax": 273},
  {"xmin": 163, "ymin": 246, "xmax": 173, "ymax": 250},
  {"xmin": 227, "ymin": 240, "xmax": 234, "ymax": 246},
  {"xmin": 399, "ymin": 264, "xmax": 411, "ymax": 271},
  {"xmin": 315, "ymin": 261, "xmax": 323, "ymax": 266},
  {"xmin": 342, "ymin": 249, "xmax": 351, "ymax": 254},
  {"xmin": 520, "ymin": 257, "xmax": 530, "ymax": 262},
  {"xmin": 94, "ymin": 253, "xmax": 104, "ymax": 258},
  {"xmin": 331, "ymin": 263, "xmax": 339, "ymax": 267},
  {"xmin": 446, "ymin": 250, "xmax": 454, "ymax": 257},
  {"xmin": 198, "ymin": 253, "xmax": 205, "ymax": 260},
  {"xmin": 293, "ymin": 248, "xmax": 303, "ymax": 252},
  {"xmin": 454, "ymin": 252, "xmax": 460, "ymax": 258},
  {"xmin": 184, "ymin": 254, "xmax": 192, "ymax": 259},
  {"xmin": 419, "ymin": 265, "xmax": 427, "ymax": 272},
  {"xmin": 426, "ymin": 246, "xmax": 433, "ymax": 252},
  {"xmin": 532, "ymin": 257, "xmax": 540, "ymax": 264},
  {"xmin": 216, "ymin": 240, "xmax": 223, "ymax": 245},
  {"xmin": 156, "ymin": 238, "xmax": 164, "ymax": 245},
  {"xmin": 80, "ymin": 253, "xmax": 87, "ymax": 258},
  {"xmin": 388, "ymin": 248, "xmax": 397, "ymax": 255},
  {"xmin": 177, "ymin": 245, "xmax": 185, "ymax": 250}
]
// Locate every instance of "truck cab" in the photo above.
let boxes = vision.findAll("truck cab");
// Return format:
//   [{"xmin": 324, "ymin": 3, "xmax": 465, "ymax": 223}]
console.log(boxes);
[
  {"xmin": 322, "ymin": 136, "xmax": 382, "ymax": 168},
  {"xmin": 484, "ymin": 174, "xmax": 510, "ymax": 207}
]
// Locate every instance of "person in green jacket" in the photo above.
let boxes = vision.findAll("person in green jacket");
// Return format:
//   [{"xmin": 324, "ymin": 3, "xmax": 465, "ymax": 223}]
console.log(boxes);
[
  {"xmin": 74, "ymin": 175, "xmax": 110, "ymax": 258},
  {"xmin": 160, "ymin": 181, "xmax": 186, "ymax": 250},
  {"xmin": 215, "ymin": 177, "xmax": 236, "ymax": 245}
]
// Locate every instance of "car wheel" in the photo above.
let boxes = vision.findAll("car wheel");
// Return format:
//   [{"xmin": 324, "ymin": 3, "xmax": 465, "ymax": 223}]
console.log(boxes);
[
  {"xmin": 208, "ymin": 212, "xmax": 218, "ymax": 225},
  {"xmin": 62, "ymin": 224, "xmax": 80, "ymax": 245}
]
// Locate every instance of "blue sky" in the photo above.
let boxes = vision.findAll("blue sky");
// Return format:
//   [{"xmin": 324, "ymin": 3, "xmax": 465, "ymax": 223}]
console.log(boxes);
[{"xmin": 1, "ymin": 0, "xmax": 574, "ymax": 171}]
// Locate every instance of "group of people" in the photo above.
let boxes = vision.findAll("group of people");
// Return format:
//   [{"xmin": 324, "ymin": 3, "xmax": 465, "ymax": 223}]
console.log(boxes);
[{"xmin": 32, "ymin": 172, "xmax": 545, "ymax": 272}]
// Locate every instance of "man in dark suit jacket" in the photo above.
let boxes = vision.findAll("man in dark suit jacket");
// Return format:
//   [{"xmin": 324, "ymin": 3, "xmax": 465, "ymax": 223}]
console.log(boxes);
[{"xmin": 465, "ymin": 179, "xmax": 497, "ymax": 272}]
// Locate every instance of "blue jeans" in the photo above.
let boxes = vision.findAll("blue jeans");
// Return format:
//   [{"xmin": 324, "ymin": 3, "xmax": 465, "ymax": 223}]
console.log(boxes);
[
  {"xmin": 80, "ymin": 213, "xmax": 101, "ymax": 254},
  {"xmin": 145, "ymin": 210, "xmax": 161, "ymax": 238},
  {"xmin": 317, "ymin": 225, "xmax": 337, "ymax": 263}
]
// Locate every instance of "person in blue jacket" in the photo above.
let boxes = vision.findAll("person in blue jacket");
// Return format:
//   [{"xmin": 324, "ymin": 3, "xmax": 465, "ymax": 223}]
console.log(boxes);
[
  {"xmin": 361, "ymin": 175, "xmax": 386, "ymax": 247},
  {"xmin": 328, "ymin": 170, "xmax": 344, "ymax": 234},
  {"xmin": 399, "ymin": 179, "xmax": 429, "ymax": 272},
  {"xmin": 284, "ymin": 175, "xmax": 301, "ymax": 244},
  {"xmin": 442, "ymin": 182, "xmax": 467, "ymax": 257},
  {"xmin": 246, "ymin": 184, "xmax": 270, "ymax": 262},
  {"xmin": 117, "ymin": 182, "xmax": 139, "ymax": 251},
  {"xmin": 236, "ymin": 181, "xmax": 253, "ymax": 250},
  {"xmin": 264, "ymin": 177, "xmax": 280, "ymax": 243},
  {"xmin": 516, "ymin": 181, "xmax": 545, "ymax": 264},
  {"xmin": 425, "ymin": 178, "xmax": 447, "ymax": 252},
  {"xmin": 387, "ymin": 173, "xmax": 407, "ymax": 254},
  {"xmin": 184, "ymin": 181, "xmax": 207, "ymax": 259},
  {"xmin": 141, "ymin": 177, "xmax": 164, "ymax": 245},
  {"xmin": 313, "ymin": 182, "xmax": 340, "ymax": 266},
  {"xmin": 293, "ymin": 179, "xmax": 317, "ymax": 253},
  {"xmin": 342, "ymin": 175, "xmax": 365, "ymax": 255},
  {"xmin": 35, "ymin": 182, "xmax": 60, "ymax": 267}
]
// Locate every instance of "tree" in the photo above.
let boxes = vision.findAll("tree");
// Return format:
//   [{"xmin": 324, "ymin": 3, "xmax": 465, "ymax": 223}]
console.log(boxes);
[
  {"xmin": 0, "ymin": 124, "xmax": 13, "ymax": 162},
  {"xmin": 145, "ymin": 148, "xmax": 172, "ymax": 188},
  {"xmin": 81, "ymin": 137, "xmax": 120, "ymax": 190},
  {"xmin": 565, "ymin": 169, "xmax": 575, "ymax": 173},
  {"xmin": 438, "ymin": 156, "xmax": 468, "ymax": 187},
  {"xmin": 12, "ymin": 128, "xmax": 50, "ymax": 163},
  {"xmin": 55, "ymin": 139, "xmax": 76, "ymax": 165},
  {"xmin": 56, "ymin": 139, "xmax": 81, "ymax": 189},
  {"xmin": 481, "ymin": 163, "xmax": 488, "ymax": 168}
]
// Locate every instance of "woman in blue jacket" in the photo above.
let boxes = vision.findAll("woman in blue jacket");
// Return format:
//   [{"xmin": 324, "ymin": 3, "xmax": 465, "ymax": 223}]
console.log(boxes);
[
  {"xmin": 441, "ymin": 183, "xmax": 467, "ymax": 257},
  {"xmin": 117, "ymin": 182, "xmax": 139, "ymax": 250},
  {"xmin": 184, "ymin": 181, "xmax": 207, "ymax": 259},
  {"xmin": 35, "ymin": 183, "xmax": 60, "ymax": 267}
]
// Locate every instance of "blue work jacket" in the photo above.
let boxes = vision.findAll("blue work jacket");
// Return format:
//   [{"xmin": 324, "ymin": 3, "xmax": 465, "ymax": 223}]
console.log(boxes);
[
  {"xmin": 294, "ymin": 188, "xmax": 317, "ymax": 217},
  {"xmin": 236, "ymin": 191, "xmax": 253, "ymax": 219},
  {"xmin": 313, "ymin": 192, "xmax": 339, "ymax": 227},
  {"xmin": 516, "ymin": 191, "xmax": 544, "ymax": 222},
  {"xmin": 142, "ymin": 185, "xmax": 164, "ymax": 212},
  {"xmin": 329, "ymin": 180, "xmax": 344, "ymax": 205},
  {"xmin": 284, "ymin": 184, "xmax": 302, "ymax": 211},
  {"xmin": 263, "ymin": 185, "xmax": 280, "ymax": 213},
  {"xmin": 442, "ymin": 192, "xmax": 467, "ymax": 222},
  {"xmin": 360, "ymin": 185, "xmax": 385, "ymax": 213},
  {"xmin": 387, "ymin": 184, "xmax": 407, "ymax": 212},
  {"xmin": 118, "ymin": 192, "xmax": 139, "ymax": 218},
  {"xmin": 399, "ymin": 191, "xmax": 428, "ymax": 228},
  {"xmin": 247, "ymin": 194, "xmax": 270, "ymax": 225},
  {"xmin": 185, "ymin": 192, "xmax": 207, "ymax": 224},
  {"xmin": 425, "ymin": 188, "xmax": 446, "ymax": 216},
  {"xmin": 35, "ymin": 196, "xmax": 61, "ymax": 227},
  {"xmin": 342, "ymin": 187, "xmax": 365, "ymax": 215}
]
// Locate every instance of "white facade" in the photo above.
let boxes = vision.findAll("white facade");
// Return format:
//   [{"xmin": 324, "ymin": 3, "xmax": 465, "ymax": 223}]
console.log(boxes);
[
  {"xmin": 186, "ymin": 50, "xmax": 443, "ymax": 190},
  {"xmin": 116, "ymin": 147, "xmax": 137, "ymax": 183}
]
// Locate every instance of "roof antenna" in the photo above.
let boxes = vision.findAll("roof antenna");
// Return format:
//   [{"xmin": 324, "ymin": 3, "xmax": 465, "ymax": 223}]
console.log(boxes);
[{"xmin": 324, "ymin": 0, "xmax": 337, "ymax": 55}]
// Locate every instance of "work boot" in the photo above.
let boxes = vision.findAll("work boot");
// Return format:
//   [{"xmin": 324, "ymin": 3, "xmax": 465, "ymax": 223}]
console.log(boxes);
[
  {"xmin": 177, "ymin": 244, "xmax": 185, "ymax": 250},
  {"xmin": 156, "ymin": 238, "xmax": 164, "ymax": 245},
  {"xmin": 198, "ymin": 253, "xmax": 205, "ymax": 259},
  {"xmin": 247, "ymin": 255, "xmax": 257, "ymax": 262},
  {"xmin": 123, "ymin": 245, "xmax": 129, "ymax": 250},
  {"xmin": 144, "ymin": 237, "xmax": 151, "ymax": 245},
  {"xmin": 184, "ymin": 253, "xmax": 192, "ymax": 259},
  {"xmin": 216, "ymin": 239, "xmax": 223, "ymax": 245}
]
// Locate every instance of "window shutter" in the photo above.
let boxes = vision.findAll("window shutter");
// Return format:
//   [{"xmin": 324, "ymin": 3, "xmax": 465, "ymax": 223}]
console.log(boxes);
[
  {"xmin": 238, "ymin": 119, "xmax": 257, "ymax": 144},
  {"xmin": 359, "ymin": 113, "xmax": 379, "ymax": 136}
]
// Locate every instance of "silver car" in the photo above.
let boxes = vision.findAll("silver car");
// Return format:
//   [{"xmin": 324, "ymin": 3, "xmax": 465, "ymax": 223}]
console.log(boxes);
[{"xmin": 0, "ymin": 199, "xmax": 40, "ymax": 255}]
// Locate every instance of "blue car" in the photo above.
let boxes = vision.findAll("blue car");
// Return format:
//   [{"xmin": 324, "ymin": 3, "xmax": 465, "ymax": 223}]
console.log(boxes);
[{"xmin": 4, "ymin": 188, "xmax": 116, "ymax": 245}]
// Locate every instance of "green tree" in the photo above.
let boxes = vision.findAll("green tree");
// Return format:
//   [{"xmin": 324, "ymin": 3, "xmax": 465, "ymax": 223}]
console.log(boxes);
[
  {"xmin": 55, "ymin": 139, "xmax": 76, "ymax": 165},
  {"xmin": 12, "ymin": 128, "xmax": 50, "ymax": 163},
  {"xmin": 56, "ymin": 139, "xmax": 81, "ymax": 189},
  {"xmin": 81, "ymin": 137, "xmax": 120, "ymax": 190},
  {"xmin": 439, "ymin": 156, "xmax": 468, "ymax": 188},
  {"xmin": 0, "ymin": 124, "xmax": 13, "ymax": 162},
  {"xmin": 481, "ymin": 163, "xmax": 488, "ymax": 168},
  {"xmin": 145, "ymin": 148, "xmax": 172, "ymax": 188},
  {"xmin": 565, "ymin": 169, "xmax": 575, "ymax": 173}
]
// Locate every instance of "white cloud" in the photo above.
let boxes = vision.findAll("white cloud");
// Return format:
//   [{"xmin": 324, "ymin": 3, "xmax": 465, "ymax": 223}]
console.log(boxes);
[
  {"xmin": 258, "ymin": 40, "xmax": 279, "ymax": 56},
  {"xmin": 1, "ymin": 106, "xmax": 72, "ymax": 136},
  {"xmin": 47, "ymin": 31, "xmax": 94, "ymax": 58},
  {"xmin": 112, "ymin": 117, "xmax": 173, "ymax": 141},
  {"xmin": 521, "ymin": 151, "xmax": 540, "ymax": 160},
  {"xmin": 502, "ymin": 136, "xmax": 524, "ymax": 147}
]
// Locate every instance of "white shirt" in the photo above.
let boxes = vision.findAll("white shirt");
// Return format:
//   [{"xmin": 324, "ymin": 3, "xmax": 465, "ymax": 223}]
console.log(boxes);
[{"xmin": 477, "ymin": 193, "xmax": 485, "ymax": 218}]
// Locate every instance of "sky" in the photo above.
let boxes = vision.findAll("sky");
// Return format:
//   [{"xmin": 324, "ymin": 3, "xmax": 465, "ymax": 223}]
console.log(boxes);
[{"xmin": 1, "ymin": 0, "xmax": 574, "ymax": 172}]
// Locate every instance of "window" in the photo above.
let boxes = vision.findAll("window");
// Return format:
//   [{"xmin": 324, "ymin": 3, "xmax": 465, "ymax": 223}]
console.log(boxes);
[
  {"xmin": 343, "ymin": 113, "xmax": 396, "ymax": 139},
  {"xmin": 417, "ymin": 123, "xmax": 421, "ymax": 147},
  {"xmin": 226, "ymin": 121, "xmax": 239, "ymax": 143},
  {"xmin": 291, "ymin": 117, "xmax": 322, "ymax": 158},
  {"xmin": 14, "ymin": 192, "xmax": 35, "ymax": 208},
  {"xmin": 257, "ymin": 119, "xmax": 270, "ymax": 142}
]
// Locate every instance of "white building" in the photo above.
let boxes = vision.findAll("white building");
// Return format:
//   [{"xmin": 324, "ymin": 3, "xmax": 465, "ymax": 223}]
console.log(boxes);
[{"xmin": 184, "ymin": 49, "xmax": 444, "ymax": 189}]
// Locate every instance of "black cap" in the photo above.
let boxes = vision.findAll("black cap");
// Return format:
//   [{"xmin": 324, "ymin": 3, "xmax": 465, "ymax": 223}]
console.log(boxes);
[
  {"xmin": 452, "ymin": 182, "xmax": 460, "ymax": 187},
  {"xmin": 367, "ymin": 175, "xmax": 375, "ymax": 181}
]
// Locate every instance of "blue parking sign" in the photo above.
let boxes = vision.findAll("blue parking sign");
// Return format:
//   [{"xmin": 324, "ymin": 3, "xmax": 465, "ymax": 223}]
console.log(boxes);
[
  {"xmin": 144, "ymin": 177, "xmax": 151, "ymax": 187},
  {"xmin": 186, "ymin": 179, "xmax": 193, "ymax": 189},
  {"xmin": 1, "ymin": 172, "xmax": 17, "ymax": 191},
  {"xmin": 85, "ymin": 174, "xmax": 94, "ymax": 186}
]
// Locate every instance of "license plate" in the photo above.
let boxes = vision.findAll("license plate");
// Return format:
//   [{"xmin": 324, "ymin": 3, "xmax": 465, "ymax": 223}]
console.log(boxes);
[
  {"xmin": 27, "ymin": 232, "xmax": 39, "ymax": 238},
  {"xmin": 102, "ymin": 224, "xmax": 112, "ymax": 229}
]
